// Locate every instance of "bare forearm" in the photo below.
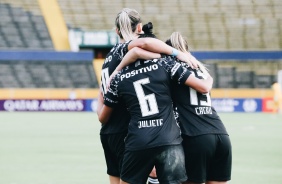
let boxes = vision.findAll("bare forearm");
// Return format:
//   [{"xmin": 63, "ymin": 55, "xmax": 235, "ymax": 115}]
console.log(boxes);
[
  {"xmin": 135, "ymin": 47, "xmax": 161, "ymax": 60},
  {"xmin": 96, "ymin": 89, "xmax": 104, "ymax": 118},
  {"xmin": 204, "ymin": 76, "xmax": 213, "ymax": 92},
  {"xmin": 97, "ymin": 88, "xmax": 114, "ymax": 124},
  {"xmin": 129, "ymin": 38, "xmax": 198, "ymax": 68},
  {"xmin": 116, "ymin": 47, "xmax": 160, "ymax": 71},
  {"xmin": 133, "ymin": 38, "xmax": 172, "ymax": 54},
  {"xmin": 98, "ymin": 105, "xmax": 110, "ymax": 124},
  {"xmin": 185, "ymin": 75, "xmax": 213, "ymax": 93}
]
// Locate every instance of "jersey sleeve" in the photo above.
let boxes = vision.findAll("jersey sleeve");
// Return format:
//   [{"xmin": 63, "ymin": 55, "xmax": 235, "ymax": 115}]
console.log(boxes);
[
  {"xmin": 160, "ymin": 56, "xmax": 192, "ymax": 85},
  {"xmin": 103, "ymin": 73, "xmax": 121, "ymax": 108},
  {"xmin": 105, "ymin": 41, "xmax": 132, "ymax": 67},
  {"xmin": 120, "ymin": 40, "xmax": 132, "ymax": 57}
]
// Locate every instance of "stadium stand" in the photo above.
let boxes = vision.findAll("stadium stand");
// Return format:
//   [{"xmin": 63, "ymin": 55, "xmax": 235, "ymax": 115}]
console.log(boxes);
[
  {"xmin": 0, "ymin": 49, "xmax": 99, "ymax": 89},
  {"xmin": 0, "ymin": 63, "xmax": 20, "ymax": 88},
  {"xmin": 0, "ymin": 0, "xmax": 281, "ymax": 90},
  {"xmin": 235, "ymin": 71, "xmax": 254, "ymax": 88},
  {"xmin": 0, "ymin": 60, "xmax": 98, "ymax": 88},
  {"xmin": 0, "ymin": 1, "xmax": 99, "ymax": 89},
  {"xmin": 216, "ymin": 66, "xmax": 236, "ymax": 88},
  {"xmin": 57, "ymin": 0, "xmax": 282, "ymax": 50},
  {"xmin": 0, "ymin": 2, "xmax": 53, "ymax": 49},
  {"xmin": 0, "ymin": 0, "xmax": 42, "ymax": 15},
  {"xmin": 254, "ymin": 75, "xmax": 274, "ymax": 88},
  {"xmin": 56, "ymin": 0, "xmax": 282, "ymax": 89}
]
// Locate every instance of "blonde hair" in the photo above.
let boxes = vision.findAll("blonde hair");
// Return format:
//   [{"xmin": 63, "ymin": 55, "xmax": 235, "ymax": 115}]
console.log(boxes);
[
  {"xmin": 167, "ymin": 32, "xmax": 208, "ymax": 72},
  {"xmin": 169, "ymin": 32, "xmax": 189, "ymax": 53},
  {"xmin": 115, "ymin": 8, "xmax": 142, "ymax": 41}
]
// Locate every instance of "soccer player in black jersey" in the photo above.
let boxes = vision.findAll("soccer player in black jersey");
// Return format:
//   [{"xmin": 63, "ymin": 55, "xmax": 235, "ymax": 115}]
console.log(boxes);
[
  {"xmin": 97, "ymin": 8, "xmax": 144, "ymax": 184},
  {"xmin": 98, "ymin": 28, "xmax": 213, "ymax": 184},
  {"xmin": 111, "ymin": 31, "xmax": 231, "ymax": 183},
  {"xmin": 166, "ymin": 32, "xmax": 232, "ymax": 184},
  {"xmin": 97, "ymin": 9, "xmax": 199, "ymax": 184}
]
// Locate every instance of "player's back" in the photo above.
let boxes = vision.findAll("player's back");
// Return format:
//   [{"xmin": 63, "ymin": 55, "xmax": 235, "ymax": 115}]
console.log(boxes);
[
  {"xmin": 100, "ymin": 42, "xmax": 131, "ymax": 134},
  {"xmin": 171, "ymin": 64, "xmax": 228, "ymax": 136},
  {"xmin": 114, "ymin": 58, "xmax": 183, "ymax": 151}
]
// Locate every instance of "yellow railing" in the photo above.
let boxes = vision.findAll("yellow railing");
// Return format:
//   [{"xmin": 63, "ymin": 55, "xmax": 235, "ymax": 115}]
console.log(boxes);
[
  {"xmin": 0, "ymin": 89, "xmax": 99, "ymax": 99},
  {"xmin": 211, "ymin": 89, "xmax": 273, "ymax": 98},
  {"xmin": 0, "ymin": 88, "xmax": 273, "ymax": 99}
]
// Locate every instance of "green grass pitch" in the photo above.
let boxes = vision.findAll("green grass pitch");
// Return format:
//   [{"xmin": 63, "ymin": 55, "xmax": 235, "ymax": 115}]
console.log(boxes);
[{"xmin": 0, "ymin": 112, "xmax": 281, "ymax": 184}]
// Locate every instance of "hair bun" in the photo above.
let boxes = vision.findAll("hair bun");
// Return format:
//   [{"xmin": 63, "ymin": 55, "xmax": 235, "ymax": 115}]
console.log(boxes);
[{"xmin": 142, "ymin": 22, "xmax": 153, "ymax": 34}]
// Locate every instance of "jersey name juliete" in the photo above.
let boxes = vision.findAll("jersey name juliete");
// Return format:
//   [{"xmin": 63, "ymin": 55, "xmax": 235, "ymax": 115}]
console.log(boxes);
[
  {"xmin": 120, "ymin": 64, "xmax": 158, "ymax": 81},
  {"xmin": 138, "ymin": 118, "xmax": 164, "ymax": 128}
]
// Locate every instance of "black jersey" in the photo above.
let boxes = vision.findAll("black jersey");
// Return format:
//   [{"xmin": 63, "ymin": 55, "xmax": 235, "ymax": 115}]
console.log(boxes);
[
  {"xmin": 104, "ymin": 56, "xmax": 192, "ymax": 151},
  {"xmin": 100, "ymin": 42, "xmax": 131, "ymax": 135},
  {"xmin": 171, "ymin": 62, "xmax": 228, "ymax": 136}
]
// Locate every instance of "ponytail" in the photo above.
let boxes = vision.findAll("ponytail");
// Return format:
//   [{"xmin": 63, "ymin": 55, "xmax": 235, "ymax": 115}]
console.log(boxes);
[
  {"xmin": 166, "ymin": 32, "xmax": 208, "ymax": 72},
  {"xmin": 169, "ymin": 32, "xmax": 189, "ymax": 53},
  {"xmin": 115, "ymin": 8, "xmax": 142, "ymax": 41}
]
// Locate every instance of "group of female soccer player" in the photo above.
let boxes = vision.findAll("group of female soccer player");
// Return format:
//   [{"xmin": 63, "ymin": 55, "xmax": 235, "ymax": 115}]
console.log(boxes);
[{"xmin": 97, "ymin": 8, "xmax": 232, "ymax": 184}]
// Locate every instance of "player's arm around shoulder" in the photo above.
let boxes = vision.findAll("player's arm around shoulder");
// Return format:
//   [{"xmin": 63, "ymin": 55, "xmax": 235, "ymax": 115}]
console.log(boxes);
[
  {"xmin": 115, "ymin": 47, "xmax": 160, "ymax": 72},
  {"xmin": 185, "ymin": 71, "xmax": 213, "ymax": 93}
]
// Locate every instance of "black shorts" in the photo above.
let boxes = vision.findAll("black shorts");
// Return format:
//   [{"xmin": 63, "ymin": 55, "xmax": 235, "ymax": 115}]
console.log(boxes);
[
  {"xmin": 100, "ymin": 132, "xmax": 127, "ymax": 177},
  {"xmin": 121, "ymin": 144, "xmax": 187, "ymax": 184},
  {"xmin": 182, "ymin": 134, "xmax": 232, "ymax": 183}
]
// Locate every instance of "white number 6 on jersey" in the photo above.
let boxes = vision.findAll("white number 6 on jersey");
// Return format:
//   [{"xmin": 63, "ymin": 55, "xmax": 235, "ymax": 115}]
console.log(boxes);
[{"xmin": 134, "ymin": 78, "xmax": 159, "ymax": 117}]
